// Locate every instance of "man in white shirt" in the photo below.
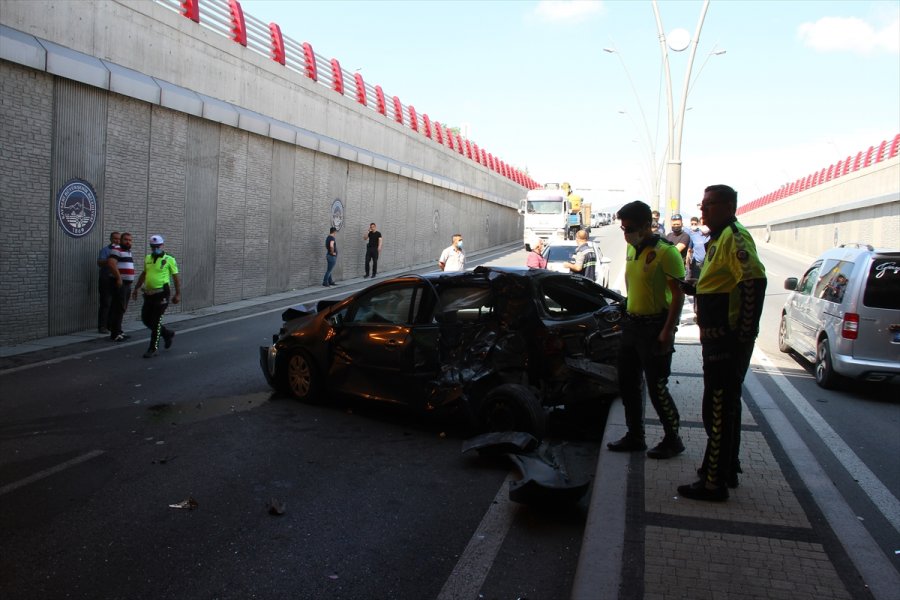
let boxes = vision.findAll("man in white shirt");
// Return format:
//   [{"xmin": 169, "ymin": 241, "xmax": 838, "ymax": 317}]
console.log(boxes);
[{"xmin": 438, "ymin": 233, "xmax": 466, "ymax": 272}]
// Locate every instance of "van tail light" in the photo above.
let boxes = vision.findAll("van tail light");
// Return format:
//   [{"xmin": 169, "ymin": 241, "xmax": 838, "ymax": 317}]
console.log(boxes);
[{"xmin": 841, "ymin": 313, "xmax": 859, "ymax": 340}]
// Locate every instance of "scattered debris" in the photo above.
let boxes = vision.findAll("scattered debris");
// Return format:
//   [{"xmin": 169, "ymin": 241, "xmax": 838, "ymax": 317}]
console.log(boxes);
[
  {"xmin": 462, "ymin": 431, "xmax": 588, "ymax": 505},
  {"xmin": 168, "ymin": 497, "xmax": 198, "ymax": 510},
  {"xmin": 152, "ymin": 455, "xmax": 177, "ymax": 465},
  {"xmin": 267, "ymin": 498, "xmax": 286, "ymax": 515}
]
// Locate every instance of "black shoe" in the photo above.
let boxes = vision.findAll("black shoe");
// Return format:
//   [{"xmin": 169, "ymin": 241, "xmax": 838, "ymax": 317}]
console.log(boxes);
[
  {"xmin": 696, "ymin": 467, "xmax": 740, "ymax": 488},
  {"xmin": 112, "ymin": 334, "xmax": 130, "ymax": 342},
  {"xmin": 677, "ymin": 480, "xmax": 728, "ymax": 502},
  {"xmin": 606, "ymin": 434, "xmax": 647, "ymax": 452},
  {"xmin": 98, "ymin": 327, "xmax": 109, "ymax": 334},
  {"xmin": 329, "ymin": 282, "xmax": 337, "ymax": 286},
  {"xmin": 322, "ymin": 283, "xmax": 329, "ymax": 287},
  {"xmin": 163, "ymin": 331, "xmax": 175, "ymax": 349},
  {"xmin": 647, "ymin": 436, "xmax": 685, "ymax": 459},
  {"xmin": 143, "ymin": 350, "xmax": 158, "ymax": 359}
]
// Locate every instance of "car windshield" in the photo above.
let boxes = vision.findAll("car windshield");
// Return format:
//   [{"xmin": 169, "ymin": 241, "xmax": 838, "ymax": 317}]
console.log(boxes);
[
  {"xmin": 863, "ymin": 257, "xmax": 900, "ymax": 309},
  {"xmin": 544, "ymin": 246, "xmax": 576, "ymax": 262},
  {"xmin": 527, "ymin": 200, "xmax": 563, "ymax": 214}
]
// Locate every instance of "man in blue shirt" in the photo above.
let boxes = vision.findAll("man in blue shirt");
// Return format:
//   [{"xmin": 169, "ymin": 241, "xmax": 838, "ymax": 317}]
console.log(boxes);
[{"xmin": 686, "ymin": 216, "xmax": 710, "ymax": 280}]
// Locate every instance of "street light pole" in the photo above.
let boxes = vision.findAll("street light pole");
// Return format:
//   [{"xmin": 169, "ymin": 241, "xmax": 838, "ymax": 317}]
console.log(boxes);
[
  {"xmin": 652, "ymin": 0, "xmax": 710, "ymax": 217},
  {"xmin": 603, "ymin": 47, "xmax": 661, "ymax": 212}
]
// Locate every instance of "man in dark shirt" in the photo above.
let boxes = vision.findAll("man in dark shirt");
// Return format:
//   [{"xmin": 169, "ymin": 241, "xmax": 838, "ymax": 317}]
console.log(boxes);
[
  {"xmin": 363, "ymin": 223, "xmax": 383, "ymax": 278},
  {"xmin": 665, "ymin": 213, "xmax": 691, "ymax": 261},
  {"xmin": 323, "ymin": 227, "xmax": 338, "ymax": 287}
]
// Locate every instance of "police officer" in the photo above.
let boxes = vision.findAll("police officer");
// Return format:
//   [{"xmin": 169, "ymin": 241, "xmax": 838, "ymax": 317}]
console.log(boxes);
[
  {"xmin": 132, "ymin": 235, "xmax": 181, "ymax": 358},
  {"xmin": 677, "ymin": 185, "xmax": 766, "ymax": 502},
  {"xmin": 607, "ymin": 201, "xmax": 685, "ymax": 459}
]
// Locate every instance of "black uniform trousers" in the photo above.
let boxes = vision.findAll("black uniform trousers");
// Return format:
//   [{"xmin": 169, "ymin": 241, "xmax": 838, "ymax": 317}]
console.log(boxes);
[
  {"xmin": 108, "ymin": 282, "xmax": 131, "ymax": 338},
  {"xmin": 699, "ymin": 337, "xmax": 754, "ymax": 488},
  {"xmin": 616, "ymin": 317, "xmax": 681, "ymax": 439},
  {"xmin": 141, "ymin": 291, "xmax": 173, "ymax": 352},
  {"xmin": 364, "ymin": 247, "xmax": 379, "ymax": 277},
  {"xmin": 98, "ymin": 275, "xmax": 114, "ymax": 331}
]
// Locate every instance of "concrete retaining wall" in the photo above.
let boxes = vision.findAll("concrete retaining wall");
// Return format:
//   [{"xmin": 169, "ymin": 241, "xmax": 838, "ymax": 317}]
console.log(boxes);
[
  {"xmin": 740, "ymin": 157, "xmax": 899, "ymax": 257},
  {"xmin": 0, "ymin": 1, "xmax": 525, "ymax": 345}
]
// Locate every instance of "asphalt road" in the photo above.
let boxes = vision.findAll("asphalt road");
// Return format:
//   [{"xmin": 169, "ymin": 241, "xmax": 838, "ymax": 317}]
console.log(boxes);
[
  {"xmin": 2, "ymin": 227, "xmax": 897, "ymax": 599},
  {"xmin": 0, "ymin": 244, "xmax": 603, "ymax": 600}
]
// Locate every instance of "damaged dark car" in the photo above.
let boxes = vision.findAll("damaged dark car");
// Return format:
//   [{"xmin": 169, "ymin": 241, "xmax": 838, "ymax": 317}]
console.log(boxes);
[{"xmin": 260, "ymin": 266, "xmax": 623, "ymax": 437}]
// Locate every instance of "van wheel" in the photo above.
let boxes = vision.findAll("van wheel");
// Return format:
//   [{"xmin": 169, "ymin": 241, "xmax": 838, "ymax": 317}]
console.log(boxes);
[
  {"xmin": 815, "ymin": 338, "xmax": 841, "ymax": 389},
  {"xmin": 286, "ymin": 350, "xmax": 320, "ymax": 402},
  {"xmin": 478, "ymin": 384, "xmax": 546, "ymax": 439},
  {"xmin": 778, "ymin": 314, "xmax": 790, "ymax": 353}
]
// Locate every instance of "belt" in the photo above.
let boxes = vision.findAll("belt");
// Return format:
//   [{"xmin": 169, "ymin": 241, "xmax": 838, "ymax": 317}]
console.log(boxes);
[
  {"xmin": 625, "ymin": 312, "xmax": 667, "ymax": 323},
  {"xmin": 143, "ymin": 287, "xmax": 165, "ymax": 295}
]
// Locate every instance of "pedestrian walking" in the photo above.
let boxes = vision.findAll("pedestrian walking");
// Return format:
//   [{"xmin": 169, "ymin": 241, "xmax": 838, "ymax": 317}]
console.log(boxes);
[
  {"xmin": 651, "ymin": 210, "xmax": 666, "ymax": 236},
  {"xmin": 323, "ymin": 227, "xmax": 338, "ymax": 287},
  {"xmin": 132, "ymin": 235, "xmax": 181, "ymax": 359},
  {"xmin": 106, "ymin": 232, "xmax": 135, "ymax": 342},
  {"xmin": 97, "ymin": 231, "xmax": 120, "ymax": 334},
  {"xmin": 363, "ymin": 223, "xmax": 383, "ymax": 278},
  {"xmin": 438, "ymin": 234, "xmax": 465, "ymax": 272},
  {"xmin": 677, "ymin": 184, "xmax": 766, "ymax": 502},
  {"xmin": 606, "ymin": 201, "xmax": 686, "ymax": 459}
]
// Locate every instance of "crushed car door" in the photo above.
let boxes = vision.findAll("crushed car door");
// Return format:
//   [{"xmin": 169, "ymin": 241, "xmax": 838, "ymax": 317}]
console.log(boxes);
[{"xmin": 329, "ymin": 282, "xmax": 420, "ymax": 403}]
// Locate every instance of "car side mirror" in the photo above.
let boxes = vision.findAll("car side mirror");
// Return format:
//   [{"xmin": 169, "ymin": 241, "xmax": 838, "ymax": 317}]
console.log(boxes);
[{"xmin": 784, "ymin": 277, "xmax": 798, "ymax": 291}]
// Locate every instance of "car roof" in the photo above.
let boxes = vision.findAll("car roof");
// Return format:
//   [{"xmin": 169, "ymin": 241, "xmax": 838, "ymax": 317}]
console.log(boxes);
[{"xmin": 814, "ymin": 244, "xmax": 900, "ymax": 263}]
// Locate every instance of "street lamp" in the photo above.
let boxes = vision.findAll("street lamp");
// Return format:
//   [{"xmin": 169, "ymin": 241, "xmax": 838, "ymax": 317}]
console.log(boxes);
[
  {"xmin": 618, "ymin": 109, "xmax": 661, "ymax": 208},
  {"xmin": 603, "ymin": 47, "xmax": 662, "ymax": 210},
  {"xmin": 652, "ymin": 0, "xmax": 711, "ymax": 217}
]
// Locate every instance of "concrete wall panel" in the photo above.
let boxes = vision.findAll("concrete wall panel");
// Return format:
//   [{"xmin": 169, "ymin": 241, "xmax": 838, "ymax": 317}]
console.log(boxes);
[
  {"xmin": 49, "ymin": 79, "xmax": 108, "ymax": 336},
  {"xmin": 267, "ymin": 141, "xmax": 295, "ymax": 294},
  {"xmin": 0, "ymin": 62, "xmax": 53, "ymax": 344},
  {"xmin": 182, "ymin": 117, "xmax": 220, "ymax": 310},
  {"xmin": 242, "ymin": 134, "xmax": 272, "ymax": 299},
  {"xmin": 290, "ymin": 147, "xmax": 316, "ymax": 290},
  {"xmin": 214, "ymin": 127, "xmax": 248, "ymax": 305}
]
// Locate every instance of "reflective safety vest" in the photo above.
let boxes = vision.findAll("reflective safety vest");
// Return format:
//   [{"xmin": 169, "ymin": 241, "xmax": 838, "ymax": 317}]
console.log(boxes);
[
  {"xmin": 624, "ymin": 237, "xmax": 684, "ymax": 315},
  {"xmin": 696, "ymin": 220, "xmax": 766, "ymax": 336}
]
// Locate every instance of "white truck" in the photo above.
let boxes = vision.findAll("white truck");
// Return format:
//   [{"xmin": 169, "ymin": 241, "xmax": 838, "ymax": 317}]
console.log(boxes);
[{"xmin": 518, "ymin": 184, "xmax": 588, "ymax": 245}]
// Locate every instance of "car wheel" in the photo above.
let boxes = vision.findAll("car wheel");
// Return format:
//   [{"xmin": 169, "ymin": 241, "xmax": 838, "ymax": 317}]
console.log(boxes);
[
  {"xmin": 286, "ymin": 350, "xmax": 320, "ymax": 402},
  {"xmin": 478, "ymin": 383, "xmax": 547, "ymax": 439},
  {"xmin": 778, "ymin": 314, "xmax": 791, "ymax": 353},
  {"xmin": 814, "ymin": 338, "xmax": 840, "ymax": 389}
]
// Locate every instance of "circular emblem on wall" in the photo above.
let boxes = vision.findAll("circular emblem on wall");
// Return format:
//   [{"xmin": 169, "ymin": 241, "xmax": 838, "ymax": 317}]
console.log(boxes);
[
  {"xmin": 56, "ymin": 178, "xmax": 98, "ymax": 238},
  {"xmin": 433, "ymin": 209, "xmax": 440, "ymax": 233},
  {"xmin": 331, "ymin": 199, "xmax": 344, "ymax": 231}
]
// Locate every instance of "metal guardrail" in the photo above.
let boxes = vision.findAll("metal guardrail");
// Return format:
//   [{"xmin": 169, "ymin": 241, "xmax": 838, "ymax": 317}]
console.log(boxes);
[
  {"xmin": 155, "ymin": 0, "xmax": 536, "ymax": 188},
  {"xmin": 739, "ymin": 133, "xmax": 900, "ymax": 215}
]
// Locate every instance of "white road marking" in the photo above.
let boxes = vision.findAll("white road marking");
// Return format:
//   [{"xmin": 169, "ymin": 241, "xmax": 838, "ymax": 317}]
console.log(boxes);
[
  {"xmin": 755, "ymin": 347, "xmax": 900, "ymax": 533},
  {"xmin": 436, "ymin": 473, "xmax": 519, "ymax": 600},
  {"xmin": 0, "ymin": 450, "xmax": 105, "ymax": 496},
  {"xmin": 744, "ymin": 364, "xmax": 900, "ymax": 600}
]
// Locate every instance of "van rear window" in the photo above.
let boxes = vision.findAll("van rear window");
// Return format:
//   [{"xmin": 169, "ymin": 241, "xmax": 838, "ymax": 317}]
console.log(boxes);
[{"xmin": 863, "ymin": 258, "xmax": 900, "ymax": 309}]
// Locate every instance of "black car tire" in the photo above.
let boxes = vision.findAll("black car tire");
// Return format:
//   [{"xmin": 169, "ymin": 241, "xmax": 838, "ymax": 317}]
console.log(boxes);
[
  {"xmin": 815, "ymin": 337, "xmax": 841, "ymax": 390},
  {"xmin": 478, "ymin": 384, "xmax": 546, "ymax": 439},
  {"xmin": 778, "ymin": 314, "xmax": 791, "ymax": 353},
  {"xmin": 285, "ymin": 350, "xmax": 320, "ymax": 402}
]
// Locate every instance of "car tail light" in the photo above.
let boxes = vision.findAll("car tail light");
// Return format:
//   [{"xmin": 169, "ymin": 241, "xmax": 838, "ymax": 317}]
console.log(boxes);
[{"xmin": 841, "ymin": 313, "xmax": 859, "ymax": 340}]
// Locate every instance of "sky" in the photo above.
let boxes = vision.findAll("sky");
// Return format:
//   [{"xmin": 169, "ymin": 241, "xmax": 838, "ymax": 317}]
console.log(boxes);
[{"xmin": 239, "ymin": 0, "xmax": 900, "ymax": 216}]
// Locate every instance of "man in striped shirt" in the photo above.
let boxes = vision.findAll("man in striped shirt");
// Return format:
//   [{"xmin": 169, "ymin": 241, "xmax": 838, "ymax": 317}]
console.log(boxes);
[{"xmin": 107, "ymin": 231, "xmax": 135, "ymax": 342}]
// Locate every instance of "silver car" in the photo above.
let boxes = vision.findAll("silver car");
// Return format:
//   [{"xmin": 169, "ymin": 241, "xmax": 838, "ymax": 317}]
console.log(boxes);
[
  {"xmin": 779, "ymin": 244, "xmax": 900, "ymax": 388},
  {"xmin": 541, "ymin": 239, "xmax": 612, "ymax": 288}
]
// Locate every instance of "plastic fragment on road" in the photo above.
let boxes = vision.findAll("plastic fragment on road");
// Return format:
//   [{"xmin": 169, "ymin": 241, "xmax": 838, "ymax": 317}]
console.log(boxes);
[
  {"xmin": 268, "ymin": 498, "xmax": 286, "ymax": 515},
  {"xmin": 461, "ymin": 432, "xmax": 588, "ymax": 505},
  {"xmin": 168, "ymin": 497, "xmax": 198, "ymax": 510}
]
